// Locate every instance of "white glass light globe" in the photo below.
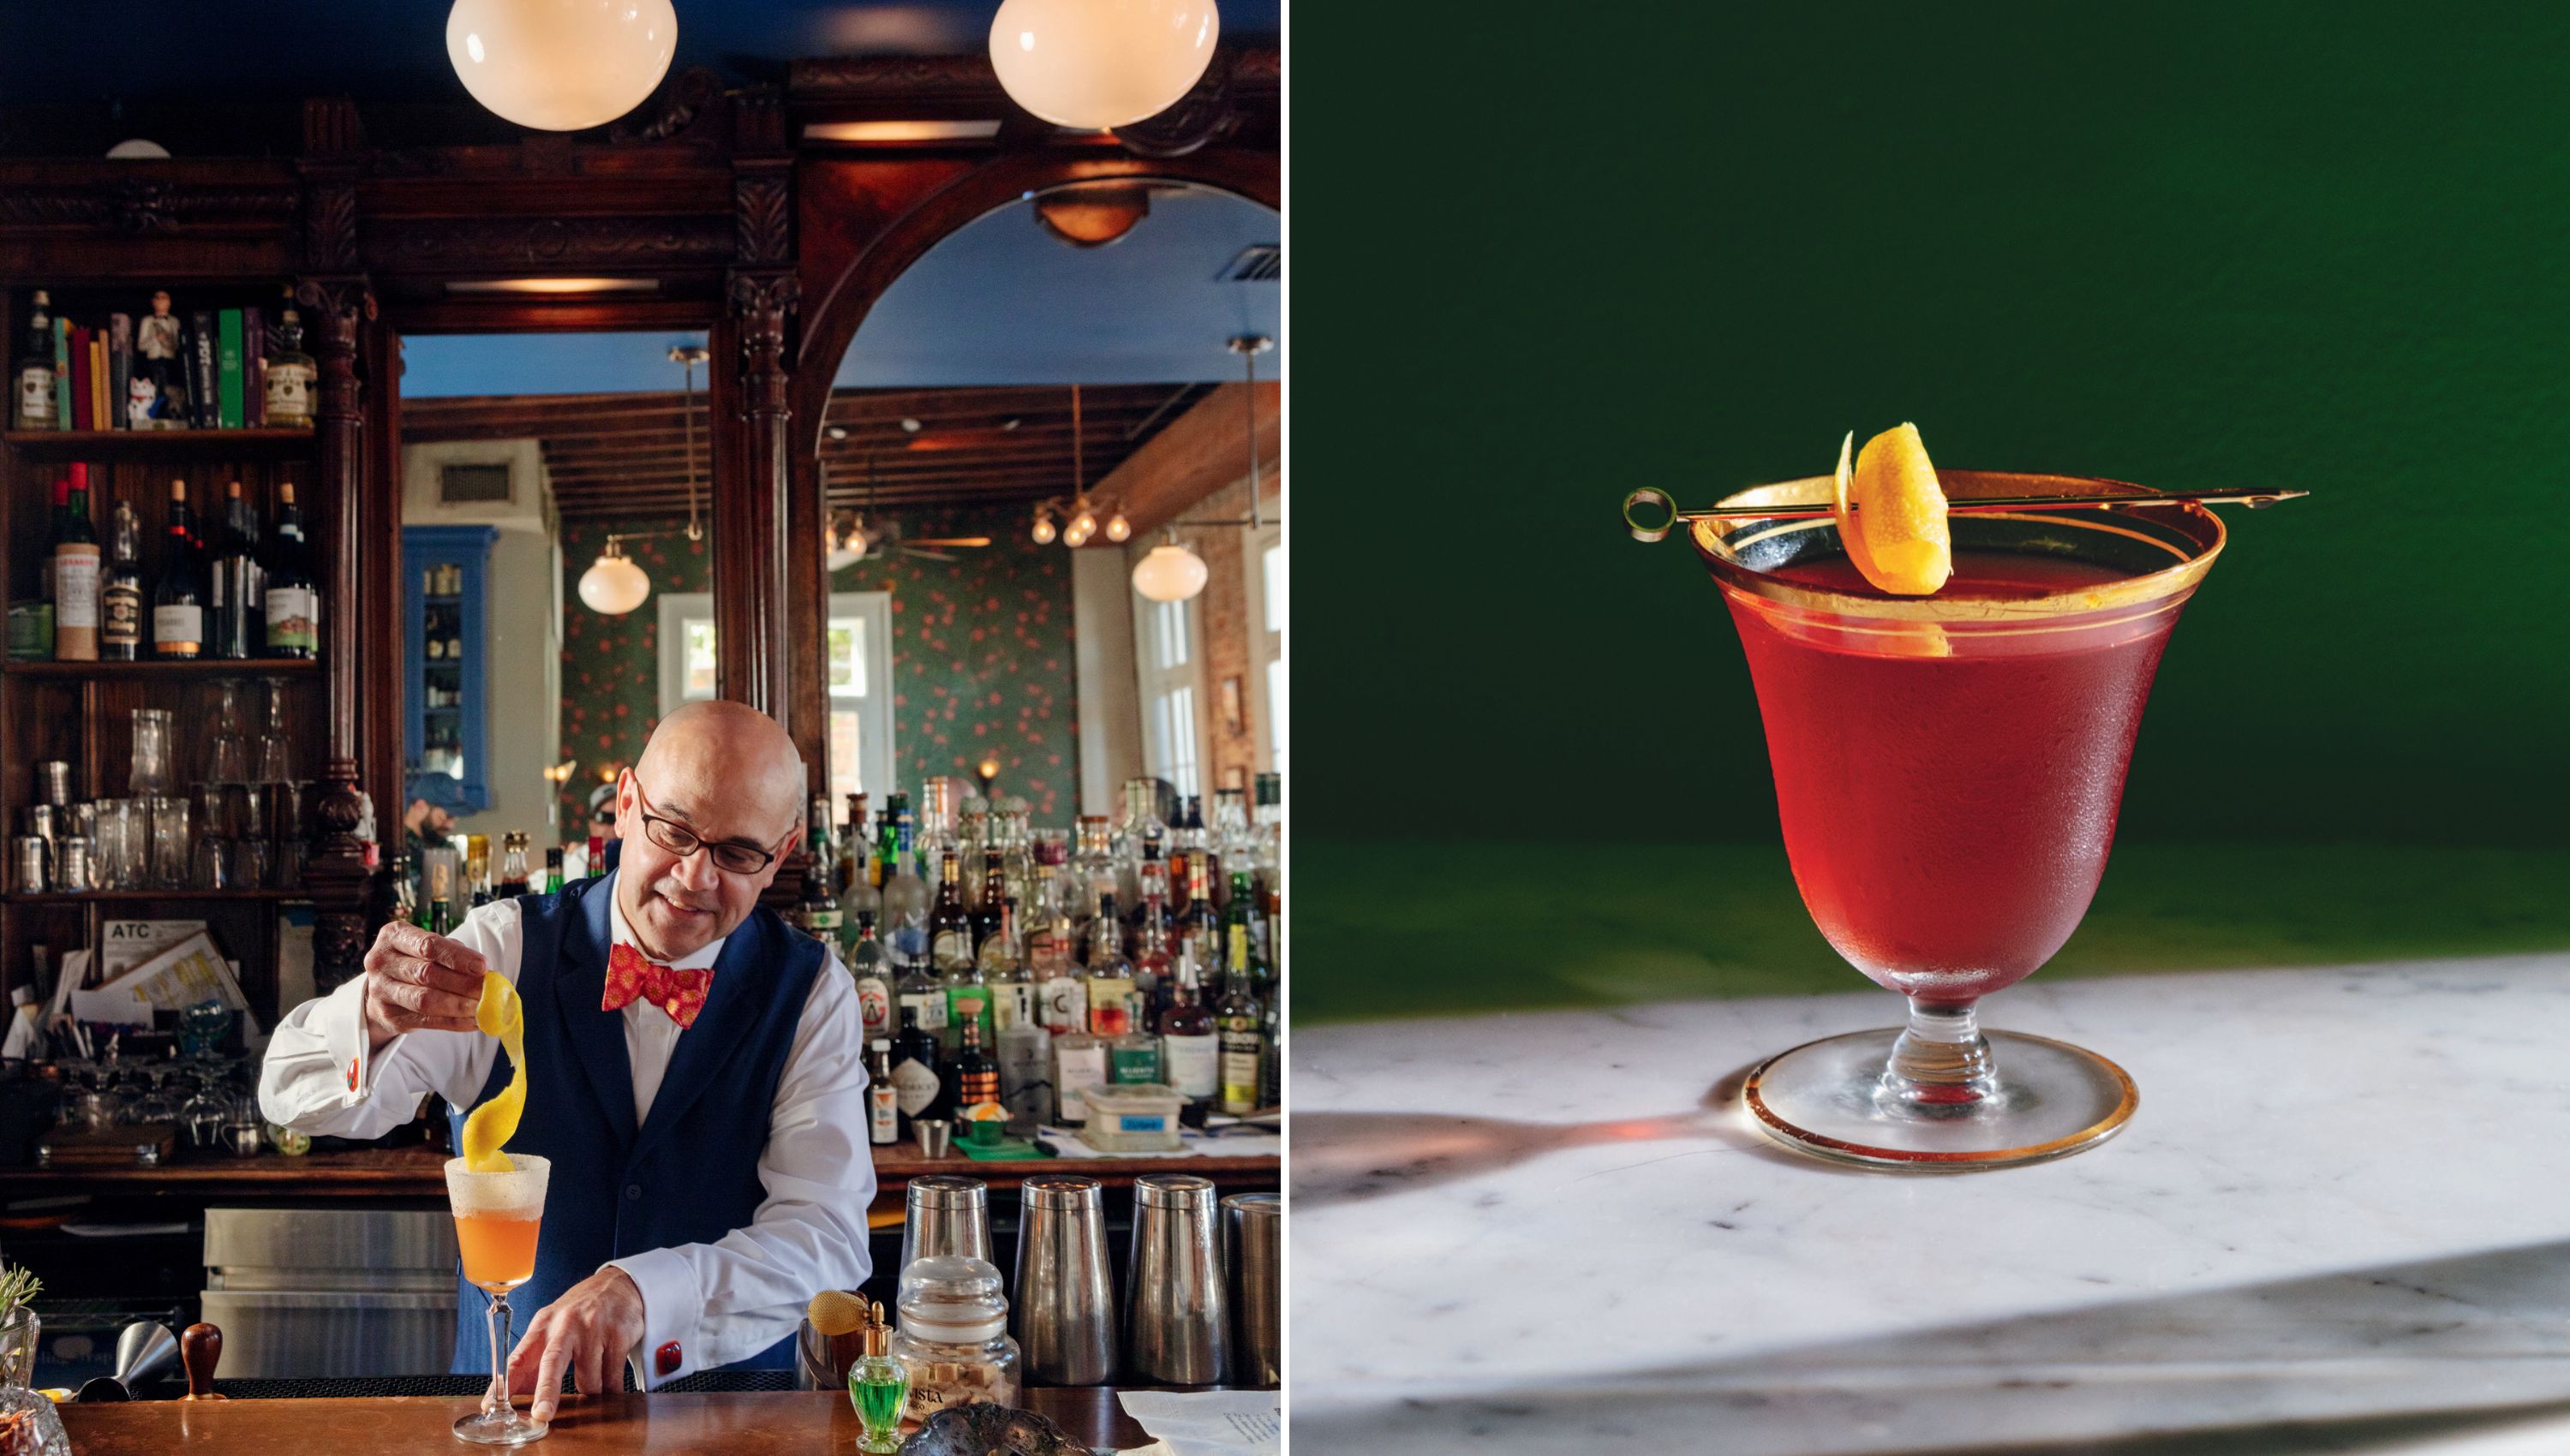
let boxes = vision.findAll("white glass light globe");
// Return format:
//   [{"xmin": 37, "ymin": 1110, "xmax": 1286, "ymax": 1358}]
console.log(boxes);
[
  {"xmin": 988, "ymin": 0, "xmax": 1221, "ymax": 131},
  {"xmin": 1032, "ymin": 513, "xmax": 1059, "ymax": 545},
  {"xmin": 1104, "ymin": 511, "xmax": 1133, "ymax": 543},
  {"xmin": 578, "ymin": 551, "xmax": 652, "ymax": 614},
  {"xmin": 448, "ymin": 0, "xmax": 678, "ymax": 132},
  {"xmin": 1132, "ymin": 541, "xmax": 1209, "ymax": 602}
]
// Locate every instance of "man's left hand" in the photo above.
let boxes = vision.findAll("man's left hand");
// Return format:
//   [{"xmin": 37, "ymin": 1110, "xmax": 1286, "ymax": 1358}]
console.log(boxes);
[{"xmin": 508, "ymin": 1266, "xmax": 645, "ymax": 1421}]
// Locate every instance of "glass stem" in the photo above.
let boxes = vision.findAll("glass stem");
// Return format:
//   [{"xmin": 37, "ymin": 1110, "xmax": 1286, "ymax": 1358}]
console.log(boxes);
[
  {"xmin": 484, "ymin": 1290, "xmax": 511, "ymax": 1415},
  {"xmin": 1880, "ymin": 998, "xmax": 1997, "ymax": 1112}
]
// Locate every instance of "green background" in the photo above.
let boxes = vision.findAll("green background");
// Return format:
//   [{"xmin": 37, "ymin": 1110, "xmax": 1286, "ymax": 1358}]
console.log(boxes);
[{"xmin": 1295, "ymin": 3, "xmax": 2570, "ymax": 1021}]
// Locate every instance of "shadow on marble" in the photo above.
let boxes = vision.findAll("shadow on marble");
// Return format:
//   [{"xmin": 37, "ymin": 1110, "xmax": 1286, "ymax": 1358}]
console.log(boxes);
[
  {"xmin": 1888, "ymin": 1398, "xmax": 2570, "ymax": 1456},
  {"xmin": 1296, "ymin": 1238, "xmax": 2570, "ymax": 1454},
  {"xmin": 1293, "ymin": 1062, "xmax": 1878, "ymax": 1208}
]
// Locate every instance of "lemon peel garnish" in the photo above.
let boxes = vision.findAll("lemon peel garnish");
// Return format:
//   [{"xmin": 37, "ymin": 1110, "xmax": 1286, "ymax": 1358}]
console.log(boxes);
[
  {"xmin": 1835, "ymin": 422, "xmax": 1951, "ymax": 595},
  {"xmin": 461, "ymin": 971, "xmax": 526, "ymax": 1173}
]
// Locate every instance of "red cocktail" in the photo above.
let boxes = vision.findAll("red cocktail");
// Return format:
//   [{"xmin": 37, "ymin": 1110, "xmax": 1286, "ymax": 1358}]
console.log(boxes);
[{"xmin": 1699, "ymin": 473, "xmax": 2223, "ymax": 1166}]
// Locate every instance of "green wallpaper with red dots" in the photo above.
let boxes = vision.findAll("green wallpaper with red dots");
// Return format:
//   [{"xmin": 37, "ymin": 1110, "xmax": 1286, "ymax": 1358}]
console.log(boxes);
[
  {"xmin": 828, "ymin": 509, "xmax": 1080, "ymax": 823},
  {"xmin": 556, "ymin": 516, "xmax": 708, "ymax": 834},
  {"xmin": 553, "ymin": 509, "xmax": 1080, "ymax": 831}
]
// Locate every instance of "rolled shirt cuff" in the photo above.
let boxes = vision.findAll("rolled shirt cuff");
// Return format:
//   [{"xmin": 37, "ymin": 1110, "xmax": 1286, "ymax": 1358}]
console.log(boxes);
[
  {"xmin": 324, "ymin": 977, "xmax": 403, "ymax": 1109},
  {"xmin": 607, "ymin": 1248, "xmax": 701, "ymax": 1391}
]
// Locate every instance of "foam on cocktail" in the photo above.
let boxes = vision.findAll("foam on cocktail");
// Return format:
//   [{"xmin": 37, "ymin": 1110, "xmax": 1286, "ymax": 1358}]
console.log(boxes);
[
  {"xmin": 461, "ymin": 971, "xmax": 528, "ymax": 1173},
  {"xmin": 443, "ymin": 1153, "xmax": 552, "ymax": 1218}
]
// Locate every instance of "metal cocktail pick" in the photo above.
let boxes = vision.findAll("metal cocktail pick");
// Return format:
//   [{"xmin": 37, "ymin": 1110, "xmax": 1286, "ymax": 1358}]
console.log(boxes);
[{"xmin": 1622, "ymin": 484, "xmax": 2309, "ymax": 543}]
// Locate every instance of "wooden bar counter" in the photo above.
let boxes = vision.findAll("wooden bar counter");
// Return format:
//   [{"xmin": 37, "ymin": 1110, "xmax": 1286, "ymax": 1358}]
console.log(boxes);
[
  {"xmin": 59, "ymin": 1388, "xmax": 1159, "ymax": 1453},
  {"xmin": 16, "ymin": 1141, "xmax": 1279, "ymax": 1202}
]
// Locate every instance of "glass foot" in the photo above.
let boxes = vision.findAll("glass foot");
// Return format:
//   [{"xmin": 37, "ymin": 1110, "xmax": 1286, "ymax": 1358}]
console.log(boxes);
[
  {"xmin": 452, "ymin": 1405, "xmax": 550, "ymax": 1446},
  {"xmin": 1743, "ymin": 1027, "xmax": 2137, "ymax": 1169}
]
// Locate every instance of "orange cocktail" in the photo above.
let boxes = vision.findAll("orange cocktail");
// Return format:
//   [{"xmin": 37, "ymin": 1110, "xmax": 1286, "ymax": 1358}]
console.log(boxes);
[
  {"xmin": 454, "ymin": 1208, "xmax": 543, "ymax": 1292},
  {"xmin": 445, "ymin": 1153, "xmax": 553, "ymax": 1446}
]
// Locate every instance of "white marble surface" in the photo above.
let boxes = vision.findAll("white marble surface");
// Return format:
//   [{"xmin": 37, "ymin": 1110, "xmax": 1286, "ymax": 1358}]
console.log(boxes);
[{"xmin": 1290, "ymin": 957, "xmax": 2570, "ymax": 1453}]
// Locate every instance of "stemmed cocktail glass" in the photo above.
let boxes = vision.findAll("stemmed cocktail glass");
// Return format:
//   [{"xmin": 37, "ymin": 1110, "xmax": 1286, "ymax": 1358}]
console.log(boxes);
[
  {"xmin": 445, "ymin": 1154, "xmax": 552, "ymax": 1444},
  {"xmin": 1692, "ymin": 472, "xmax": 2224, "ymax": 1168}
]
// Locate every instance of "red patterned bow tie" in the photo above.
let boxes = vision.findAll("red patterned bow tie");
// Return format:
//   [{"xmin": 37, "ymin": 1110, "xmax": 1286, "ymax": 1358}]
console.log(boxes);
[{"xmin": 602, "ymin": 941, "xmax": 713, "ymax": 1029}]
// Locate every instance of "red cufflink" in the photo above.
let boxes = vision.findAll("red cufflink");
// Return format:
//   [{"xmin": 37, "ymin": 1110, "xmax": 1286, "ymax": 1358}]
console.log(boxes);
[
  {"xmin": 346, "ymin": 1056, "xmax": 360, "ymax": 1090},
  {"xmin": 655, "ymin": 1340, "xmax": 682, "ymax": 1376}
]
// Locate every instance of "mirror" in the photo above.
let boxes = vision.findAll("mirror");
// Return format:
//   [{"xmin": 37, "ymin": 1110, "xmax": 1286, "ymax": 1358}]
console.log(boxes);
[{"xmin": 395, "ymin": 330, "xmax": 716, "ymax": 912}]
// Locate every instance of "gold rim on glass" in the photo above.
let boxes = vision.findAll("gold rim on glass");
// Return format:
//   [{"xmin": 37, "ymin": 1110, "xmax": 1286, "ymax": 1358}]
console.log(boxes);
[{"xmin": 1742, "ymin": 1030, "xmax": 2141, "ymax": 1170}]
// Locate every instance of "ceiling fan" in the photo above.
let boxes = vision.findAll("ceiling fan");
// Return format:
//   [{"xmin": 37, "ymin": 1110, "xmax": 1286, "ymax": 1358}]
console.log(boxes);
[{"xmin": 822, "ymin": 450, "xmax": 993, "ymax": 568}]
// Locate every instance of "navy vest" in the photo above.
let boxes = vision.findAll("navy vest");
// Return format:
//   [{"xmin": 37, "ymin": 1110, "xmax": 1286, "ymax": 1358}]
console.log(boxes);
[{"xmin": 447, "ymin": 872, "xmax": 826, "ymax": 1374}]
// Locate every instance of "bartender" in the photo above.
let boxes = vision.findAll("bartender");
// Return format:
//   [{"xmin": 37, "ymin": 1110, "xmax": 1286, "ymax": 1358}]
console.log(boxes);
[{"xmin": 260, "ymin": 701, "xmax": 875, "ymax": 1420}]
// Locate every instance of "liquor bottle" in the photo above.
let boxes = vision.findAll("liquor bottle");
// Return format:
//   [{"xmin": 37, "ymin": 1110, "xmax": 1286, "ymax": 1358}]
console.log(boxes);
[
  {"xmin": 865, "ymin": 1039, "xmax": 899, "ymax": 1147},
  {"xmin": 1084, "ymin": 895, "xmax": 1135, "ymax": 1038},
  {"xmin": 1169, "ymin": 795, "xmax": 1204, "ymax": 918},
  {"xmin": 541, "ymin": 846, "xmax": 565, "ymax": 895},
  {"xmin": 586, "ymin": 833, "xmax": 604, "ymax": 880},
  {"xmin": 981, "ymin": 896, "xmax": 1036, "ymax": 1033},
  {"xmin": 888, "ymin": 1005, "xmax": 947, "ymax": 1135},
  {"xmin": 894, "ymin": 946, "xmax": 948, "ymax": 1047},
  {"xmin": 1035, "ymin": 912, "xmax": 1088, "ymax": 1039},
  {"xmin": 261, "ymin": 480, "xmax": 318, "ymax": 659},
  {"xmin": 849, "ymin": 912, "xmax": 892, "ymax": 1044},
  {"xmin": 1052, "ymin": 1027, "xmax": 1105, "ymax": 1126},
  {"xmin": 497, "ymin": 832, "xmax": 529, "ymax": 898},
  {"xmin": 51, "ymin": 463, "xmax": 100, "ymax": 661},
  {"xmin": 1132, "ymin": 880, "xmax": 1174, "ymax": 1027},
  {"xmin": 997, "ymin": 1016, "xmax": 1051, "ymax": 1128},
  {"xmin": 1109, "ymin": 1027, "xmax": 1162, "ymax": 1089},
  {"xmin": 1111, "ymin": 779, "xmax": 1167, "ymax": 916},
  {"xmin": 971, "ymin": 850, "xmax": 1008, "ymax": 952},
  {"xmin": 1071, "ymin": 815, "xmax": 1115, "ymax": 964},
  {"xmin": 1217, "ymin": 914, "xmax": 1264, "ymax": 1116},
  {"xmin": 1026, "ymin": 832, "xmax": 1076, "ymax": 977},
  {"xmin": 1132, "ymin": 833, "xmax": 1171, "ymax": 940},
  {"xmin": 838, "ymin": 793, "xmax": 871, "ymax": 907},
  {"xmin": 99, "ymin": 494, "xmax": 143, "ymax": 660},
  {"xmin": 15, "ymin": 289, "xmax": 56, "ymax": 431},
  {"xmin": 950, "ymin": 1015, "xmax": 1001, "ymax": 1113},
  {"xmin": 798, "ymin": 797, "xmax": 842, "ymax": 946},
  {"xmin": 262, "ymin": 302, "xmax": 316, "ymax": 429},
  {"xmin": 1180, "ymin": 857, "xmax": 1222, "ymax": 1000},
  {"xmin": 151, "ymin": 479, "xmax": 206, "ymax": 659},
  {"xmin": 881, "ymin": 794, "xmax": 929, "ymax": 968},
  {"xmin": 1210, "ymin": 787, "xmax": 1252, "ymax": 909},
  {"xmin": 917, "ymin": 779, "xmax": 961, "ymax": 900},
  {"xmin": 211, "ymin": 478, "xmax": 263, "ymax": 659},
  {"xmin": 928, "ymin": 849, "xmax": 975, "ymax": 978},
  {"xmin": 1253, "ymin": 771, "xmax": 1281, "ymax": 903},
  {"xmin": 1158, "ymin": 956, "xmax": 1219, "ymax": 1122}
]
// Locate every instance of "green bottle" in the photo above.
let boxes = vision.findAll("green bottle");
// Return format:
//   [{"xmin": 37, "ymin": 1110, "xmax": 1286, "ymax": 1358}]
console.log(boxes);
[{"xmin": 846, "ymin": 1302, "xmax": 907, "ymax": 1454}]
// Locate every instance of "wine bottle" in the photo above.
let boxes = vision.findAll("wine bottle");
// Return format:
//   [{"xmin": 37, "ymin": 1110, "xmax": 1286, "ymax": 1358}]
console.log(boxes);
[
  {"xmin": 151, "ymin": 479, "xmax": 206, "ymax": 659},
  {"xmin": 212, "ymin": 479, "xmax": 262, "ymax": 659},
  {"xmin": 100, "ymin": 493, "xmax": 143, "ymax": 660},
  {"xmin": 52, "ymin": 462, "xmax": 100, "ymax": 660},
  {"xmin": 261, "ymin": 480, "xmax": 318, "ymax": 659},
  {"xmin": 15, "ymin": 289, "xmax": 56, "ymax": 432}
]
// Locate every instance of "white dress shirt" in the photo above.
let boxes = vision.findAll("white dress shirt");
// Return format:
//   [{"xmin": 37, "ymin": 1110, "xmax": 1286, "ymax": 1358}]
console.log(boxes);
[{"xmin": 259, "ymin": 874, "xmax": 876, "ymax": 1387}]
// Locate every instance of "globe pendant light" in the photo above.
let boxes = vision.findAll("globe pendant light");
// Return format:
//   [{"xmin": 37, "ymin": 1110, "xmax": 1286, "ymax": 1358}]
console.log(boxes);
[
  {"xmin": 578, "ymin": 537, "xmax": 651, "ymax": 614},
  {"xmin": 988, "ymin": 0, "xmax": 1221, "ymax": 131},
  {"xmin": 447, "ymin": 0, "xmax": 678, "ymax": 132},
  {"xmin": 1132, "ymin": 534, "xmax": 1209, "ymax": 602}
]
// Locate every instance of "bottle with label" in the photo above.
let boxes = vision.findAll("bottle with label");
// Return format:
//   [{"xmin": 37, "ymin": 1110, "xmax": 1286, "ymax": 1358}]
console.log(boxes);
[
  {"xmin": 889, "ymin": 1005, "xmax": 947, "ymax": 1134},
  {"xmin": 15, "ymin": 289, "xmax": 56, "ymax": 431},
  {"xmin": 151, "ymin": 479, "xmax": 206, "ymax": 659},
  {"xmin": 1084, "ymin": 894, "xmax": 1135, "ymax": 1038},
  {"xmin": 1132, "ymin": 875, "xmax": 1174, "ymax": 1027},
  {"xmin": 895, "ymin": 952, "xmax": 948, "ymax": 1047},
  {"xmin": 839, "ymin": 793, "xmax": 877, "ymax": 928},
  {"xmin": 51, "ymin": 463, "xmax": 100, "ymax": 661},
  {"xmin": 497, "ymin": 832, "xmax": 530, "ymax": 898},
  {"xmin": 1108, "ymin": 1031, "xmax": 1162, "ymax": 1088},
  {"xmin": 866, "ymin": 1039, "xmax": 900, "ymax": 1148},
  {"xmin": 927, "ymin": 848, "xmax": 974, "ymax": 978},
  {"xmin": 99, "ymin": 495, "xmax": 143, "ymax": 661},
  {"xmin": 980, "ymin": 897, "xmax": 1036, "ymax": 1032},
  {"xmin": 1158, "ymin": 957, "xmax": 1219, "ymax": 1121},
  {"xmin": 1052, "ymin": 1029, "xmax": 1105, "ymax": 1126},
  {"xmin": 261, "ymin": 480, "xmax": 318, "ymax": 659},
  {"xmin": 1071, "ymin": 815, "xmax": 1116, "ymax": 964},
  {"xmin": 849, "ymin": 911, "xmax": 892, "ymax": 1044},
  {"xmin": 1216, "ymin": 917, "xmax": 1264, "ymax": 1116},
  {"xmin": 799, "ymin": 797, "xmax": 843, "ymax": 946},
  {"xmin": 1180, "ymin": 856, "xmax": 1222, "ymax": 1000},
  {"xmin": 950, "ymin": 1016, "xmax": 1001, "ymax": 1114},
  {"xmin": 211, "ymin": 479, "xmax": 263, "ymax": 659},
  {"xmin": 881, "ymin": 795, "xmax": 929, "ymax": 968},
  {"xmin": 1036, "ymin": 951, "xmax": 1088, "ymax": 1039},
  {"xmin": 541, "ymin": 846, "xmax": 565, "ymax": 895},
  {"xmin": 263, "ymin": 301, "xmax": 316, "ymax": 430},
  {"xmin": 995, "ymin": 1020, "xmax": 1050, "ymax": 1128}
]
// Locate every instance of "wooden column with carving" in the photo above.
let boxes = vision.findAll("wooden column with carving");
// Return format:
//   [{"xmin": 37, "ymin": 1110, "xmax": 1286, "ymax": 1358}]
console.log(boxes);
[
  {"xmin": 719, "ymin": 91, "xmax": 800, "ymax": 734},
  {"xmin": 296, "ymin": 275, "xmax": 380, "ymax": 993}
]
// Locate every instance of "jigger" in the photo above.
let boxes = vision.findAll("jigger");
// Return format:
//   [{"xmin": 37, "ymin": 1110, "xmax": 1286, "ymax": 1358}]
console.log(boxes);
[
  {"xmin": 1013, "ymin": 1176, "xmax": 1116, "ymax": 1385},
  {"xmin": 1123, "ymin": 1173, "xmax": 1228, "ymax": 1383},
  {"xmin": 899, "ymin": 1175, "xmax": 991, "ymax": 1275}
]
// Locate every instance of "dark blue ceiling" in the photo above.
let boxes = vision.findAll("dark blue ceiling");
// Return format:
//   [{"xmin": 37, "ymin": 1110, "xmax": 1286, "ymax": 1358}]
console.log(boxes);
[{"xmin": 0, "ymin": 1, "xmax": 1278, "ymax": 106}]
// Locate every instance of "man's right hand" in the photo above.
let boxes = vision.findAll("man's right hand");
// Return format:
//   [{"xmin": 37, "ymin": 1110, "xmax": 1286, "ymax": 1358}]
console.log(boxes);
[{"xmin": 361, "ymin": 922, "xmax": 490, "ymax": 1052}]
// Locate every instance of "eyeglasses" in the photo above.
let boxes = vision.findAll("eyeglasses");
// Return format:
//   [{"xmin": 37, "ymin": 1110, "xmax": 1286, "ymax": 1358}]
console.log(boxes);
[{"xmin": 629, "ymin": 774, "xmax": 790, "ymax": 876}]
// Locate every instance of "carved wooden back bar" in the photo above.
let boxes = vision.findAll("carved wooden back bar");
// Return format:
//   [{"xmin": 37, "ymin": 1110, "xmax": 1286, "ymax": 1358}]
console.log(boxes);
[{"xmin": 0, "ymin": 56, "xmax": 1276, "ymax": 993}]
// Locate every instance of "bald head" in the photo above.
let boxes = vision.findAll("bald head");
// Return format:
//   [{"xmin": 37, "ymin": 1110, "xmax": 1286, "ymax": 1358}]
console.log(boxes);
[{"xmin": 614, "ymin": 700, "xmax": 807, "ymax": 960}]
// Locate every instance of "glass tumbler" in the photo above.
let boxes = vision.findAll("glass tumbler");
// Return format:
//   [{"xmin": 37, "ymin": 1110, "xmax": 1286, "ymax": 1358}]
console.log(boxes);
[
  {"xmin": 129, "ymin": 709, "xmax": 173, "ymax": 797},
  {"xmin": 150, "ymin": 794, "xmax": 192, "ymax": 890}
]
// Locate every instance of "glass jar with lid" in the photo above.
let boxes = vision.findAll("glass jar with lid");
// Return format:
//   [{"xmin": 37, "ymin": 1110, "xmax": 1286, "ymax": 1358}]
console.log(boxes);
[{"xmin": 888, "ymin": 1254, "xmax": 1021, "ymax": 1425}]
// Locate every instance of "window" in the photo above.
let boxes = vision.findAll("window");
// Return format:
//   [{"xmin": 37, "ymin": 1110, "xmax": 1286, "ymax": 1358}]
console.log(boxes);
[
  {"xmin": 1134, "ymin": 590, "xmax": 1204, "ymax": 798},
  {"xmin": 1248, "ymin": 524, "xmax": 1284, "ymax": 779},
  {"xmin": 826, "ymin": 593, "xmax": 895, "ymax": 807},
  {"xmin": 657, "ymin": 593, "xmax": 718, "ymax": 718}
]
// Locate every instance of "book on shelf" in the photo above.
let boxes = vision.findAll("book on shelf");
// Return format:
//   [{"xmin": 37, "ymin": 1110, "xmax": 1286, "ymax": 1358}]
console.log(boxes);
[
  {"xmin": 67, "ymin": 324, "xmax": 89, "ymax": 430},
  {"xmin": 51, "ymin": 316, "xmax": 69, "ymax": 430},
  {"xmin": 188, "ymin": 310, "xmax": 218, "ymax": 430},
  {"xmin": 216, "ymin": 308, "xmax": 244, "ymax": 430},
  {"xmin": 107, "ymin": 313, "xmax": 132, "ymax": 431},
  {"xmin": 242, "ymin": 306, "xmax": 266, "ymax": 427},
  {"xmin": 89, "ymin": 331, "xmax": 108, "ymax": 431}
]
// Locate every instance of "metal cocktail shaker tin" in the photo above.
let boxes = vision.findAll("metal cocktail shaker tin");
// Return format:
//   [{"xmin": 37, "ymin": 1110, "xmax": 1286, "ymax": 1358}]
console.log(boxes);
[
  {"xmin": 1223, "ymin": 1192, "xmax": 1281, "ymax": 1387},
  {"xmin": 1123, "ymin": 1173, "xmax": 1229, "ymax": 1383},
  {"xmin": 12, "ymin": 836, "xmax": 48, "ymax": 893},
  {"xmin": 55, "ymin": 838, "xmax": 93, "ymax": 893},
  {"xmin": 900, "ymin": 1175, "xmax": 992, "ymax": 1274},
  {"xmin": 36, "ymin": 761, "xmax": 71, "ymax": 807},
  {"xmin": 1012, "ymin": 1176, "xmax": 1116, "ymax": 1385}
]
